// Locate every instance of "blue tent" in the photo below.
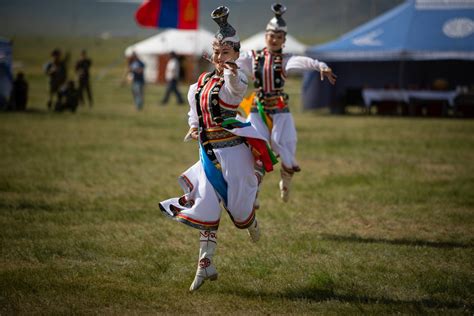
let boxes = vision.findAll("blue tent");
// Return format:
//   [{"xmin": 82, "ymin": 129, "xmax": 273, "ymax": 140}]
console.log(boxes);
[
  {"xmin": 0, "ymin": 37, "xmax": 13, "ymax": 110},
  {"xmin": 302, "ymin": 0, "xmax": 474, "ymax": 110}
]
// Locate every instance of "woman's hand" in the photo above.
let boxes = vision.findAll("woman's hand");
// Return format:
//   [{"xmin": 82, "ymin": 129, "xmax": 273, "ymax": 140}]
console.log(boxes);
[
  {"xmin": 223, "ymin": 59, "xmax": 239, "ymax": 76},
  {"xmin": 183, "ymin": 128, "xmax": 198, "ymax": 142},
  {"xmin": 320, "ymin": 67, "xmax": 337, "ymax": 85}
]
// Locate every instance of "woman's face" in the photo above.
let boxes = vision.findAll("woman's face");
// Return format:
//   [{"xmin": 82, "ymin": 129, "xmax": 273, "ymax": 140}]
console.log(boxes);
[
  {"xmin": 265, "ymin": 31, "xmax": 286, "ymax": 52},
  {"xmin": 212, "ymin": 43, "xmax": 239, "ymax": 73}
]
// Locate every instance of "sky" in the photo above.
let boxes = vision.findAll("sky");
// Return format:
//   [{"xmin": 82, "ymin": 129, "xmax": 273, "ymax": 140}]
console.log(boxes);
[{"xmin": 0, "ymin": 0, "xmax": 404, "ymax": 42}]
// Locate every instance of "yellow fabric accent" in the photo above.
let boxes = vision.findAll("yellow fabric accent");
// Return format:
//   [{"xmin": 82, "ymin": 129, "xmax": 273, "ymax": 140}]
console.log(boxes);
[
  {"xmin": 265, "ymin": 112, "xmax": 273, "ymax": 131},
  {"xmin": 239, "ymin": 92, "xmax": 274, "ymax": 131},
  {"xmin": 204, "ymin": 126, "xmax": 226, "ymax": 132},
  {"xmin": 238, "ymin": 92, "xmax": 255, "ymax": 117}
]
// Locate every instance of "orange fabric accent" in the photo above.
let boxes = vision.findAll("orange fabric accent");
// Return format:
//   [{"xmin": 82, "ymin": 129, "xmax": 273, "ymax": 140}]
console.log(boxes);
[{"xmin": 239, "ymin": 92, "xmax": 255, "ymax": 117}]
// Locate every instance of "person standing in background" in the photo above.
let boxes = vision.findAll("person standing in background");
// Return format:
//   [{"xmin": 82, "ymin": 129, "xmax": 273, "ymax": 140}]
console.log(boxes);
[
  {"xmin": 75, "ymin": 49, "xmax": 93, "ymax": 108},
  {"xmin": 129, "ymin": 52, "xmax": 145, "ymax": 111},
  {"xmin": 9, "ymin": 72, "xmax": 28, "ymax": 111},
  {"xmin": 55, "ymin": 80, "xmax": 79, "ymax": 113},
  {"xmin": 161, "ymin": 51, "xmax": 184, "ymax": 105},
  {"xmin": 45, "ymin": 49, "xmax": 67, "ymax": 110}
]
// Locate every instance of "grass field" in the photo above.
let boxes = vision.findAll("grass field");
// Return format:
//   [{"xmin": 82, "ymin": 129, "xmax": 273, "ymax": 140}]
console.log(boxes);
[{"xmin": 1, "ymin": 37, "xmax": 473, "ymax": 314}]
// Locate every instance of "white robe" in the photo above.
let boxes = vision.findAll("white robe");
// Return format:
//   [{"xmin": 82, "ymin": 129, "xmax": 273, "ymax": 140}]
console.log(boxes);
[
  {"xmin": 160, "ymin": 69, "xmax": 267, "ymax": 230},
  {"xmin": 237, "ymin": 50, "xmax": 328, "ymax": 168}
]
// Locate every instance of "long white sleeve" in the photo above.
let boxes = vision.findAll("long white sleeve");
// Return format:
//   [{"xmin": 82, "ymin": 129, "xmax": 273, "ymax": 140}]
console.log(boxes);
[
  {"xmin": 222, "ymin": 68, "xmax": 248, "ymax": 99},
  {"xmin": 284, "ymin": 55, "xmax": 328, "ymax": 73},
  {"xmin": 187, "ymin": 83, "xmax": 199, "ymax": 129},
  {"xmin": 236, "ymin": 50, "xmax": 254, "ymax": 79}
]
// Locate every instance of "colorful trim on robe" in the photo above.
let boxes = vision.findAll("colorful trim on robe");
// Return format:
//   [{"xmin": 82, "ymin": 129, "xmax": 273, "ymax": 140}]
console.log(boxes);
[
  {"xmin": 159, "ymin": 199, "xmax": 220, "ymax": 231},
  {"xmin": 223, "ymin": 204, "xmax": 256, "ymax": 229},
  {"xmin": 176, "ymin": 213, "xmax": 220, "ymax": 231},
  {"xmin": 199, "ymin": 144, "xmax": 228, "ymax": 206}
]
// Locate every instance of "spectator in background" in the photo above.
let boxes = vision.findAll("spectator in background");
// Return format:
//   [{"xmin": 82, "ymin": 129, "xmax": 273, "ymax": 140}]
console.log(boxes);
[
  {"xmin": 75, "ymin": 49, "xmax": 93, "ymax": 107},
  {"xmin": 9, "ymin": 72, "xmax": 28, "ymax": 111},
  {"xmin": 161, "ymin": 51, "xmax": 184, "ymax": 105},
  {"xmin": 129, "ymin": 52, "xmax": 145, "ymax": 111},
  {"xmin": 55, "ymin": 80, "xmax": 79, "ymax": 113},
  {"xmin": 45, "ymin": 49, "xmax": 67, "ymax": 110}
]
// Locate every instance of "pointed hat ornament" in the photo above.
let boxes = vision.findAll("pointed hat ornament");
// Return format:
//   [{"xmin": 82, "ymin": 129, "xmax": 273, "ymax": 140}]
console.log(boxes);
[
  {"xmin": 211, "ymin": 6, "xmax": 240, "ymax": 46},
  {"xmin": 266, "ymin": 3, "xmax": 287, "ymax": 33}
]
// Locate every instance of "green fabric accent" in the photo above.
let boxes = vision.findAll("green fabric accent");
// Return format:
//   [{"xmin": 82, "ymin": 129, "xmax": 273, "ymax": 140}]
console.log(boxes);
[
  {"xmin": 221, "ymin": 118, "xmax": 241, "ymax": 127},
  {"xmin": 256, "ymin": 100, "xmax": 278, "ymax": 165},
  {"xmin": 256, "ymin": 99, "xmax": 269, "ymax": 128},
  {"xmin": 267, "ymin": 143, "xmax": 278, "ymax": 165}
]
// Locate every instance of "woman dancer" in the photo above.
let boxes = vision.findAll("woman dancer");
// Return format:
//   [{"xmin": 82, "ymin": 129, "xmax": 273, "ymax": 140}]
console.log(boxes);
[
  {"xmin": 159, "ymin": 6, "xmax": 274, "ymax": 292},
  {"xmin": 237, "ymin": 3, "xmax": 336, "ymax": 202}
]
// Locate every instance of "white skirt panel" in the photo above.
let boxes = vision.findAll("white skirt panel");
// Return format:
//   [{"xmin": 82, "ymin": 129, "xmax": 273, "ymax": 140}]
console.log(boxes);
[
  {"xmin": 160, "ymin": 143, "xmax": 258, "ymax": 230},
  {"xmin": 247, "ymin": 112, "xmax": 298, "ymax": 168}
]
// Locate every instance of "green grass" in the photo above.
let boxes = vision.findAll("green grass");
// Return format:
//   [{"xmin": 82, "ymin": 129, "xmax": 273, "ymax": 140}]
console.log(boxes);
[{"xmin": 0, "ymin": 37, "xmax": 473, "ymax": 314}]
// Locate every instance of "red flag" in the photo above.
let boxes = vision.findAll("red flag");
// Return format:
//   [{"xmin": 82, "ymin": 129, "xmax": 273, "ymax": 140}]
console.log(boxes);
[{"xmin": 135, "ymin": 0, "xmax": 198, "ymax": 29}]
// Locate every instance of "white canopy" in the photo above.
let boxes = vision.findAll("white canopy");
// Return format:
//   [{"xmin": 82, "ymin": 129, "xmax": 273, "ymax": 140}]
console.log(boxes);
[
  {"xmin": 124, "ymin": 29, "xmax": 215, "ymax": 82},
  {"xmin": 125, "ymin": 28, "xmax": 215, "ymax": 57},
  {"xmin": 240, "ymin": 32, "xmax": 307, "ymax": 55}
]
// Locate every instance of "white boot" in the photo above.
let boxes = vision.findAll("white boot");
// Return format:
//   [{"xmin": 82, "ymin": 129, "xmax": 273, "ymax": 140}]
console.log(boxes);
[
  {"xmin": 189, "ymin": 230, "xmax": 218, "ymax": 292},
  {"xmin": 247, "ymin": 219, "xmax": 260, "ymax": 242},
  {"xmin": 279, "ymin": 180, "xmax": 288, "ymax": 202},
  {"xmin": 279, "ymin": 167, "xmax": 294, "ymax": 203}
]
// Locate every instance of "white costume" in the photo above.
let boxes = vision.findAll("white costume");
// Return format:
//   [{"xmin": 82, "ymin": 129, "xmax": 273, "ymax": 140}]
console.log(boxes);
[
  {"xmin": 237, "ymin": 51, "xmax": 328, "ymax": 169},
  {"xmin": 160, "ymin": 68, "xmax": 266, "ymax": 230},
  {"xmin": 159, "ymin": 5, "xmax": 270, "ymax": 292},
  {"xmin": 234, "ymin": 3, "xmax": 332, "ymax": 202},
  {"xmin": 159, "ymin": 65, "xmax": 266, "ymax": 291}
]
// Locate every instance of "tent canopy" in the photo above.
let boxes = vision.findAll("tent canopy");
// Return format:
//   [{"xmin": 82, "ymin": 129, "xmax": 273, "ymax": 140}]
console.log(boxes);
[
  {"xmin": 307, "ymin": 0, "xmax": 474, "ymax": 61},
  {"xmin": 240, "ymin": 32, "xmax": 307, "ymax": 54},
  {"xmin": 124, "ymin": 29, "xmax": 215, "ymax": 83},
  {"xmin": 0, "ymin": 37, "xmax": 13, "ymax": 108},
  {"xmin": 125, "ymin": 28, "xmax": 215, "ymax": 57}
]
